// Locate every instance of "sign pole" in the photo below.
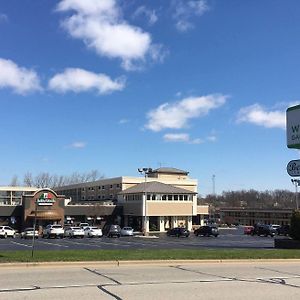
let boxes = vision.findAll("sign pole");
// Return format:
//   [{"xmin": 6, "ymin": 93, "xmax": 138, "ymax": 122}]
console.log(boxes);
[{"xmin": 31, "ymin": 200, "xmax": 37, "ymax": 258}]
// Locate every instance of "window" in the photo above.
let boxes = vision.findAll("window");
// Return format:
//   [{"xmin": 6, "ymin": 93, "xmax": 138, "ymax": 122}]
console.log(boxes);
[
  {"xmin": 179, "ymin": 195, "xmax": 183, "ymax": 201},
  {"xmin": 184, "ymin": 195, "xmax": 188, "ymax": 201},
  {"xmin": 168, "ymin": 195, "xmax": 172, "ymax": 201},
  {"xmin": 147, "ymin": 194, "xmax": 151, "ymax": 200},
  {"xmin": 174, "ymin": 195, "xmax": 178, "ymax": 201},
  {"xmin": 152, "ymin": 194, "xmax": 156, "ymax": 200},
  {"xmin": 162, "ymin": 195, "xmax": 167, "ymax": 200}
]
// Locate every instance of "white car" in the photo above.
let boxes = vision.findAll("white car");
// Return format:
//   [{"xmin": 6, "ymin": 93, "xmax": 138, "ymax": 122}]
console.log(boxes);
[
  {"xmin": 84, "ymin": 226, "xmax": 103, "ymax": 238},
  {"xmin": 64, "ymin": 226, "xmax": 84, "ymax": 238},
  {"xmin": 0, "ymin": 226, "xmax": 16, "ymax": 238},
  {"xmin": 79, "ymin": 223, "xmax": 90, "ymax": 230},
  {"xmin": 43, "ymin": 224, "xmax": 64, "ymax": 239},
  {"xmin": 120, "ymin": 227, "xmax": 134, "ymax": 236},
  {"xmin": 21, "ymin": 228, "xmax": 39, "ymax": 239}
]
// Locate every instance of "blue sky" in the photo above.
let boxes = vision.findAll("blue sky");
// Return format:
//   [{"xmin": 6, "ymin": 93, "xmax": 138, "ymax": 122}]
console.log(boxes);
[{"xmin": 0, "ymin": 0, "xmax": 300, "ymax": 195}]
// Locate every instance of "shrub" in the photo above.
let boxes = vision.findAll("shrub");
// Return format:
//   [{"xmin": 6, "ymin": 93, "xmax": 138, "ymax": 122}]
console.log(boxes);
[{"xmin": 289, "ymin": 210, "xmax": 300, "ymax": 240}]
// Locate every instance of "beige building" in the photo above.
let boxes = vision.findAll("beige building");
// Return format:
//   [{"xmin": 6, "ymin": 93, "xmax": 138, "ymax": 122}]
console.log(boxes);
[{"xmin": 55, "ymin": 168, "xmax": 207, "ymax": 232}]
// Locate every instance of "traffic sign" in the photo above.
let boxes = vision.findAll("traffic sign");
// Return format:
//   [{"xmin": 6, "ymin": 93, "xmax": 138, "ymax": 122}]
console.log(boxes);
[
  {"xmin": 287, "ymin": 104, "xmax": 300, "ymax": 149},
  {"xmin": 287, "ymin": 159, "xmax": 300, "ymax": 177}
]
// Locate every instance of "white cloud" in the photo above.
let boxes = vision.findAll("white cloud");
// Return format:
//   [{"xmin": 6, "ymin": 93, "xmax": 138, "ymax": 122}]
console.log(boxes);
[
  {"xmin": 69, "ymin": 141, "xmax": 86, "ymax": 148},
  {"xmin": 48, "ymin": 68, "xmax": 125, "ymax": 94},
  {"xmin": 163, "ymin": 133, "xmax": 203, "ymax": 144},
  {"xmin": 0, "ymin": 58, "xmax": 41, "ymax": 94},
  {"xmin": 172, "ymin": 0, "xmax": 209, "ymax": 32},
  {"xmin": 133, "ymin": 6, "xmax": 158, "ymax": 26},
  {"xmin": 207, "ymin": 135, "xmax": 217, "ymax": 142},
  {"xmin": 56, "ymin": 0, "xmax": 164, "ymax": 70},
  {"xmin": 0, "ymin": 13, "xmax": 8, "ymax": 23},
  {"xmin": 237, "ymin": 104, "xmax": 286, "ymax": 129},
  {"xmin": 146, "ymin": 94, "xmax": 227, "ymax": 132},
  {"xmin": 119, "ymin": 118, "xmax": 129, "ymax": 124}
]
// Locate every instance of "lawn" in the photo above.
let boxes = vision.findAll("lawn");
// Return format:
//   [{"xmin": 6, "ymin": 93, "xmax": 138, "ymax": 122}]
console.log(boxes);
[{"xmin": 1, "ymin": 249, "xmax": 300, "ymax": 263}]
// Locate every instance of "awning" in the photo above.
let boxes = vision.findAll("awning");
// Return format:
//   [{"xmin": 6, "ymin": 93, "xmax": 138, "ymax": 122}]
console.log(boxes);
[{"xmin": 27, "ymin": 210, "xmax": 62, "ymax": 220}]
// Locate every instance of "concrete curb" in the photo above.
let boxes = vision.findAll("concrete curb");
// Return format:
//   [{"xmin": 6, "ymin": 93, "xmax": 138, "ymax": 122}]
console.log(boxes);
[{"xmin": 1, "ymin": 258, "xmax": 300, "ymax": 269}]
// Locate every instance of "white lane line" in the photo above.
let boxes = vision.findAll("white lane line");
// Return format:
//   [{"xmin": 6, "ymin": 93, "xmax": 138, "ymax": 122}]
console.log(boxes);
[
  {"xmin": 11, "ymin": 241, "xmax": 32, "ymax": 248},
  {"xmin": 38, "ymin": 241, "xmax": 69, "ymax": 248}
]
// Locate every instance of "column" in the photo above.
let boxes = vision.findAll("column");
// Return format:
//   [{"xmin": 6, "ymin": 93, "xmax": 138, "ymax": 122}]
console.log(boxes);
[
  {"xmin": 172, "ymin": 216, "xmax": 177, "ymax": 228},
  {"xmin": 159, "ymin": 216, "xmax": 165, "ymax": 232},
  {"xmin": 187, "ymin": 216, "xmax": 192, "ymax": 231}
]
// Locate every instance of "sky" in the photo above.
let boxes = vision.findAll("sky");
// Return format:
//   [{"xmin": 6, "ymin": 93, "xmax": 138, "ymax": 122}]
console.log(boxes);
[{"xmin": 0, "ymin": 0, "xmax": 300, "ymax": 196}]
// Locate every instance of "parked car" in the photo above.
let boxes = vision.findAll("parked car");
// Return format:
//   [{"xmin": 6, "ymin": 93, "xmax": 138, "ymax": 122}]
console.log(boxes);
[
  {"xmin": 103, "ymin": 224, "xmax": 121, "ymax": 238},
  {"xmin": 79, "ymin": 223, "xmax": 90, "ymax": 230},
  {"xmin": 84, "ymin": 226, "xmax": 103, "ymax": 238},
  {"xmin": 64, "ymin": 226, "xmax": 85, "ymax": 238},
  {"xmin": 120, "ymin": 227, "xmax": 134, "ymax": 236},
  {"xmin": 194, "ymin": 225, "xmax": 219, "ymax": 237},
  {"xmin": 0, "ymin": 226, "xmax": 16, "ymax": 238},
  {"xmin": 167, "ymin": 227, "xmax": 190, "ymax": 237},
  {"xmin": 244, "ymin": 226, "xmax": 254, "ymax": 235},
  {"xmin": 270, "ymin": 224, "xmax": 281, "ymax": 231},
  {"xmin": 42, "ymin": 224, "xmax": 64, "ymax": 239},
  {"xmin": 276, "ymin": 225, "xmax": 290, "ymax": 236},
  {"xmin": 21, "ymin": 227, "xmax": 39, "ymax": 239},
  {"xmin": 251, "ymin": 224, "xmax": 276, "ymax": 237}
]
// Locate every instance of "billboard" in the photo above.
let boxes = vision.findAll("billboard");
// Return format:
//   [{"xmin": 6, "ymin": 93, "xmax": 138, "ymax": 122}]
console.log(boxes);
[{"xmin": 287, "ymin": 104, "xmax": 300, "ymax": 149}]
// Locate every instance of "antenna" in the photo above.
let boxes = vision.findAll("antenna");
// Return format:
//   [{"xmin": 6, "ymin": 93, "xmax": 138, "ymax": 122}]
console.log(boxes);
[{"xmin": 212, "ymin": 174, "xmax": 216, "ymax": 195}]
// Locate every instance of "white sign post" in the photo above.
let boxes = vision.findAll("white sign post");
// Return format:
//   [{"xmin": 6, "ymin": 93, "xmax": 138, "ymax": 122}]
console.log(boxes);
[{"xmin": 287, "ymin": 104, "xmax": 300, "ymax": 149}]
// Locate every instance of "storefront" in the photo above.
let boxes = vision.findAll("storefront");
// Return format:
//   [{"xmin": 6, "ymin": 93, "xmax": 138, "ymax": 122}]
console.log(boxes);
[{"xmin": 22, "ymin": 189, "xmax": 65, "ymax": 229}]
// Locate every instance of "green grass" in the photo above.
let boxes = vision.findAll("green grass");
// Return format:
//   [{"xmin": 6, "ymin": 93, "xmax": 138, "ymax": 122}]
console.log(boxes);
[{"xmin": 1, "ymin": 249, "xmax": 300, "ymax": 263}]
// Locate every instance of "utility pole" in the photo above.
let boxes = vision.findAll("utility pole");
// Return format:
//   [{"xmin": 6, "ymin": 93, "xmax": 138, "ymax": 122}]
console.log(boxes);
[{"xmin": 212, "ymin": 174, "xmax": 216, "ymax": 195}]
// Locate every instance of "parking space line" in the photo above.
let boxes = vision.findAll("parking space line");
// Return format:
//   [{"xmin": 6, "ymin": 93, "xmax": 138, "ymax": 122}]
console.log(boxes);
[
  {"xmin": 38, "ymin": 240, "xmax": 69, "ymax": 248},
  {"xmin": 11, "ymin": 241, "xmax": 32, "ymax": 248}
]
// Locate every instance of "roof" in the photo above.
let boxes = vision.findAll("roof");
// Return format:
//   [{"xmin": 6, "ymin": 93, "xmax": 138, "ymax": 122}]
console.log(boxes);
[
  {"xmin": 150, "ymin": 167, "xmax": 189, "ymax": 175},
  {"xmin": 119, "ymin": 181, "xmax": 196, "ymax": 195}
]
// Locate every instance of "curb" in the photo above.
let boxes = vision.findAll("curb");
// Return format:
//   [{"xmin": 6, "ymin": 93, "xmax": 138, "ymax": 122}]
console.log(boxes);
[{"xmin": 1, "ymin": 259, "xmax": 300, "ymax": 269}]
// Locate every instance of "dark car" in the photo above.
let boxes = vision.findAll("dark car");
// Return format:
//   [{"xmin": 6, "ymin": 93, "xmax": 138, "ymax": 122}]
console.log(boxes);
[
  {"xmin": 194, "ymin": 225, "xmax": 219, "ymax": 237},
  {"xmin": 276, "ymin": 225, "xmax": 290, "ymax": 236},
  {"xmin": 103, "ymin": 224, "xmax": 121, "ymax": 238},
  {"xmin": 167, "ymin": 227, "xmax": 190, "ymax": 237},
  {"xmin": 251, "ymin": 224, "xmax": 276, "ymax": 237}
]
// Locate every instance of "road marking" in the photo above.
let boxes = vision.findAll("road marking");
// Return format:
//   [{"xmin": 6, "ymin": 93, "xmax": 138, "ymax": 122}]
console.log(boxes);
[
  {"xmin": 11, "ymin": 241, "xmax": 32, "ymax": 248},
  {"xmin": 38, "ymin": 241, "xmax": 69, "ymax": 248}
]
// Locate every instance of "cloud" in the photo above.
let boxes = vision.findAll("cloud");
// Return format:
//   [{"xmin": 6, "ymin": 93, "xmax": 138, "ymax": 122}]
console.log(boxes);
[
  {"xmin": 132, "ymin": 6, "xmax": 158, "ymax": 26},
  {"xmin": 0, "ymin": 13, "xmax": 8, "ymax": 23},
  {"xmin": 56, "ymin": 0, "xmax": 164, "ymax": 70},
  {"xmin": 68, "ymin": 141, "xmax": 86, "ymax": 148},
  {"xmin": 119, "ymin": 118, "xmax": 129, "ymax": 124},
  {"xmin": 163, "ymin": 133, "xmax": 203, "ymax": 144},
  {"xmin": 48, "ymin": 68, "xmax": 125, "ymax": 94},
  {"xmin": 146, "ymin": 94, "xmax": 227, "ymax": 132},
  {"xmin": 237, "ymin": 104, "xmax": 286, "ymax": 129},
  {"xmin": 0, "ymin": 58, "xmax": 41, "ymax": 94},
  {"xmin": 172, "ymin": 0, "xmax": 209, "ymax": 32}
]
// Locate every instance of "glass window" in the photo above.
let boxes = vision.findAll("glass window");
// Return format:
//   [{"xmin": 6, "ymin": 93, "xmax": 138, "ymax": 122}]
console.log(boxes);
[
  {"xmin": 179, "ymin": 195, "xmax": 183, "ymax": 201},
  {"xmin": 152, "ymin": 194, "xmax": 156, "ymax": 200},
  {"xmin": 147, "ymin": 194, "xmax": 151, "ymax": 200},
  {"xmin": 174, "ymin": 195, "xmax": 178, "ymax": 201},
  {"xmin": 162, "ymin": 195, "xmax": 167, "ymax": 200},
  {"xmin": 168, "ymin": 195, "xmax": 172, "ymax": 201},
  {"xmin": 184, "ymin": 195, "xmax": 188, "ymax": 201}
]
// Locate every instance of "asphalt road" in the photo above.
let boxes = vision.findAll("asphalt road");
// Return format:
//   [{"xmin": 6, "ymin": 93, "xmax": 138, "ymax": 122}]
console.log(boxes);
[
  {"xmin": 0, "ymin": 227, "xmax": 276, "ymax": 251},
  {"xmin": 0, "ymin": 261, "xmax": 300, "ymax": 299}
]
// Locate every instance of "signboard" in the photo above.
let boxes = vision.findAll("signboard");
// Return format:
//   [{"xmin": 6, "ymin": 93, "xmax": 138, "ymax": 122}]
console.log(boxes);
[
  {"xmin": 36, "ymin": 192, "xmax": 55, "ymax": 206},
  {"xmin": 287, "ymin": 104, "xmax": 300, "ymax": 149},
  {"xmin": 287, "ymin": 159, "xmax": 300, "ymax": 177}
]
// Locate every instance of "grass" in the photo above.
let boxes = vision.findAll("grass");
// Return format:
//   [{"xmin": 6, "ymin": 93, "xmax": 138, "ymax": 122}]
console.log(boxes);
[{"xmin": 1, "ymin": 249, "xmax": 300, "ymax": 263}]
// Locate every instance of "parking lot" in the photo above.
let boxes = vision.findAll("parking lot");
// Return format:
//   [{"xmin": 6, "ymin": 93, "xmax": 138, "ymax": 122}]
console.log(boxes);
[{"xmin": 0, "ymin": 227, "xmax": 275, "ymax": 251}]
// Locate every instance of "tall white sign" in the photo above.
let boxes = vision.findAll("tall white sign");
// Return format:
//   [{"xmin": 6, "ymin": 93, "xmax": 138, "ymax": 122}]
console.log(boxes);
[{"xmin": 287, "ymin": 104, "xmax": 300, "ymax": 149}]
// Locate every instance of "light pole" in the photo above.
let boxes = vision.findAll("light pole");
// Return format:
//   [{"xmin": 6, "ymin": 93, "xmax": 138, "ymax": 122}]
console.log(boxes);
[
  {"xmin": 291, "ymin": 179, "xmax": 300, "ymax": 210},
  {"xmin": 138, "ymin": 167, "xmax": 152, "ymax": 235}
]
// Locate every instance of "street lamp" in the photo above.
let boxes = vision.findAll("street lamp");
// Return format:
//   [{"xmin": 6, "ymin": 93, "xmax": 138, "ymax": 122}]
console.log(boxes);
[
  {"xmin": 291, "ymin": 179, "xmax": 300, "ymax": 210},
  {"xmin": 138, "ymin": 167, "xmax": 152, "ymax": 235}
]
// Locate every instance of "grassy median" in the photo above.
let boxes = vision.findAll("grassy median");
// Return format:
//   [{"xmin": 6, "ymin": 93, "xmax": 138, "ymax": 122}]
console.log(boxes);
[{"xmin": 1, "ymin": 249, "xmax": 300, "ymax": 263}]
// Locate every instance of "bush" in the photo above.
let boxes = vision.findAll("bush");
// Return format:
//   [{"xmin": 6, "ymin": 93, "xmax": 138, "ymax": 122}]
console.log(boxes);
[{"xmin": 290, "ymin": 210, "xmax": 300, "ymax": 240}]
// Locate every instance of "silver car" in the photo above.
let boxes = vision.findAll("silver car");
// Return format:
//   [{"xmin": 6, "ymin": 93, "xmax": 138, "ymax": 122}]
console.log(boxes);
[{"xmin": 120, "ymin": 227, "xmax": 134, "ymax": 236}]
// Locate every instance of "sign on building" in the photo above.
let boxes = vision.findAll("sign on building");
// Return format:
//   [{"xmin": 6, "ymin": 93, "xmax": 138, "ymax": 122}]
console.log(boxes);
[{"xmin": 287, "ymin": 104, "xmax": 300, "ymax": 149}]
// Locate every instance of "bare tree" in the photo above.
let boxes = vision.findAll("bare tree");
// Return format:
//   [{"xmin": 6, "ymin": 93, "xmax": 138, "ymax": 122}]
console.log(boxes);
[
  {"xmin": 23, "ymin": 172, "xmax": 34, "ymax": 187},
  {"xmin": 10, "ymin": 175, "xmax": 19, "ymax": 186}
]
